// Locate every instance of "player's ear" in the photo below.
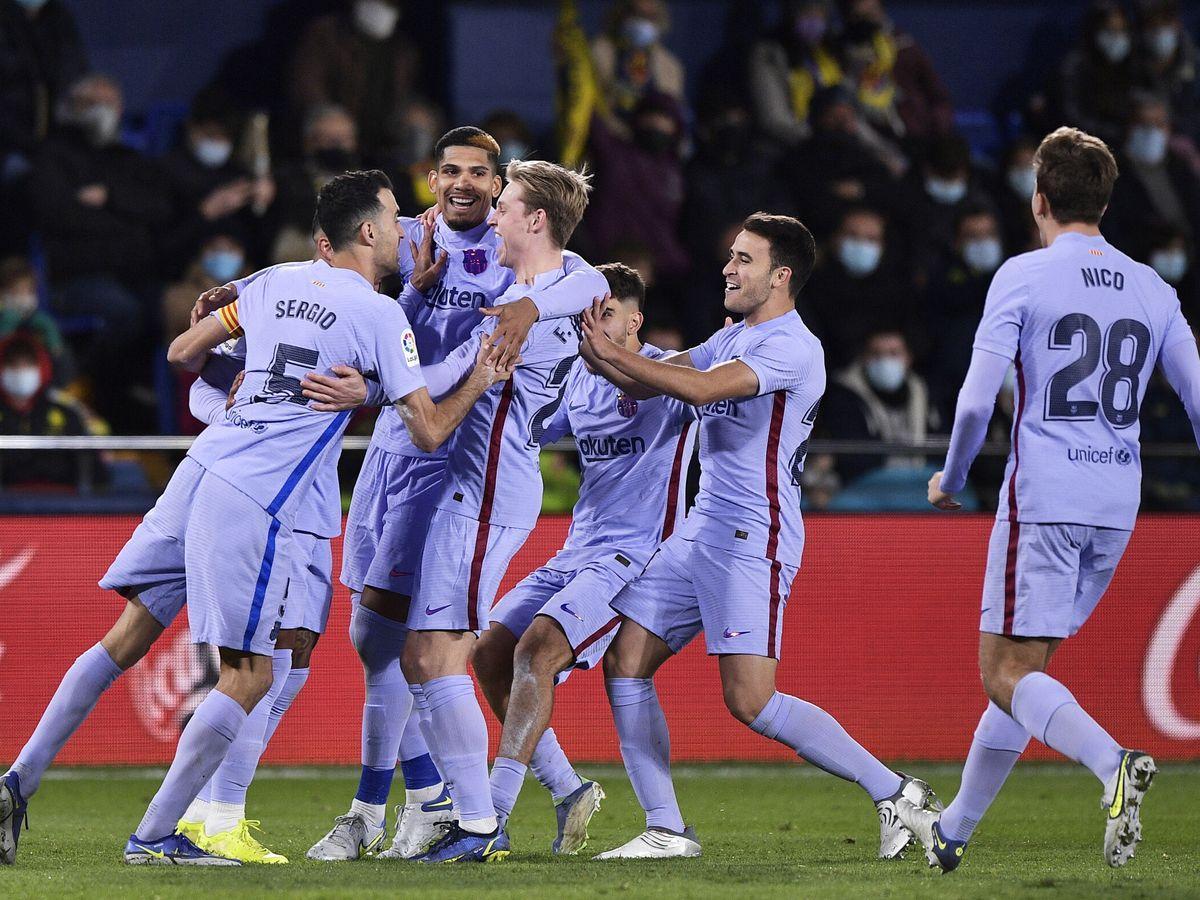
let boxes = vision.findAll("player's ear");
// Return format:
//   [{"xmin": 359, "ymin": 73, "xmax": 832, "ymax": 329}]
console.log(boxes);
[
  {"xmin": 361, "ymin": 219, "xmax": 376, "ymax": 246},
  {"xmin": 427, "ymin": 167, "xmax": 438, "ymax": 195},
  {"xmin": 629, "ymin": 310, "xmax": 643, "ymax": 335},
  {"xmin": 491, "ymin": 174, "xmax": 502, "ymax": 199},
  {"xmin": 774, "ymin": 265, "xmax": 791, "ymax": 290},
  {"xmin": 530, "ymin": 208, "xmax": 546, "ymax": 235}
]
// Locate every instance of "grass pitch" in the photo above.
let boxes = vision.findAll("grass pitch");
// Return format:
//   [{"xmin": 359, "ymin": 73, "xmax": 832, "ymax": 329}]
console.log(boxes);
[{"xmin": 4, "ymin": 764, "xmax": 1198, "ymax": 898}]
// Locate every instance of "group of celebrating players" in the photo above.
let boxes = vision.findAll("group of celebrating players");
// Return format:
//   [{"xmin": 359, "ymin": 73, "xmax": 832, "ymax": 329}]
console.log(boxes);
[{"xmin": 2, "ymin": 119, "xmax": 1198, "ymax": 875}]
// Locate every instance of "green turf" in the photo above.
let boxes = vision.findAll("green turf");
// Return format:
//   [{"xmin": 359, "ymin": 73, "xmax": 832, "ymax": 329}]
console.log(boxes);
[{"xmin": 3, "ymin": 764, "xmax": 1198, "ymax": 898}]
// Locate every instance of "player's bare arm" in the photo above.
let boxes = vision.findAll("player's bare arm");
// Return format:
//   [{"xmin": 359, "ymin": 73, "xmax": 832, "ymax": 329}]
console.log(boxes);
[
  {"xmin": 578, "ymin": 294, "xmax": 693, "ymax": 399},
  {"xmin": 298, "ymin": 366, "xmax": 370, "ymax": 412},
  {"xmin": 190, "ymin": 282, "xmax": 238, "ymax": 326},
  {"xmin": 395, "ymin": 337, "xmax": 515, "ymax": 452},
  {"xmin": 166, "ymin": 314, "xmax": 234, "ymax": 372}
]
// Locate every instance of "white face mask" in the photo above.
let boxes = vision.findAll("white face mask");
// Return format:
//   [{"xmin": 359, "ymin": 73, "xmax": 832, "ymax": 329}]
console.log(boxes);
[
  {"xmin": 498, "ymin": 140, "xmax": 529, "ymax": 166},
  {"xmin": 2, "ymin": 366, "xmax": 41, "ymax": 401},
  {"xmin": 0, "ymin": 291, "xmax": 38, "ymax": 315},
  {"xmin": 1007, "ymin": 165, "xmax": 1036, "ymax": 198},
  {"xmin": 353, "ymin": 0, "xmax": 400, "ymax": 40},
  {"xmin": 623, "ymin": 17, "xmax": 660, "ymax": 49},
  {"xmin": 1127, "ymin": 125, "xmax": 1169, "ymax": 166},
  {"xmin": 1096, "ymin": 29, "xmax": 1131, "ymax": 63},
  {"xmin": 1150, "ymin": 248, "xmax": 1188, "ymax": 283},
  {"xmin": 79, "ymin": 103, "xmax": 121, "ymax": 146},
  {"xmin": 838, "ymin": 237, "xmax": 883, "ymax": 277},
  {"xmin": 963, "ymin": 237, "xmax": 1003, "ymax": 274},
  {"xmin": 865, "ymin": 356, "xmax": 907, "ymax": 393},
  {"xmin": 1149, "ymin": 26, "xmax": 1179, "ymax": 60},
  {"xmin": 926, "ymin": 176, "xmax": 967, "ymax": 205},
  {"xmin": 192, "ymin": 137, "xmax": 233, "ymax": 169}
]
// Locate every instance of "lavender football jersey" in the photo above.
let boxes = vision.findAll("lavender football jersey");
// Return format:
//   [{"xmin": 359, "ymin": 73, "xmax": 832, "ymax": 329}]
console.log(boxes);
[
  {"xmin": 541, "ymin": 345, "xmax": 697, "ymax": 558},
  {"xmin": 433, "ymin": 266, "xmax": 596, "ymax": 530},
  {"xmin": 970, "ymin": 232, "xmax": 1194, "ymax": 529},
  {"xmin": 188, "ymin": 260, "xmax": 426, "ymax": 528},
  {"xmin": 190, "ymin": 338, "xmax": 342, "ymax": 539},
  {"xmin": 369, "ymin": 215, "xmax": 607, "ymax": 458},
  {"xmin": 680, "ymin": 310, "xmax": 825, "ymax": 566}
]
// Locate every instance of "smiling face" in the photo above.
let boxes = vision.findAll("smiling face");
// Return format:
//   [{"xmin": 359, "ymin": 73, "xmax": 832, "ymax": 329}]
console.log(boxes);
[
  {"xmin": 368, "ymin": 187, "xmax": 402, "ymax": 277},
  {"xmin": 431, "ymin": 144, "xmax": 501, "ymax": 231},
  {"xmin": 489, "ymin": 180, "xmax": 535, "ymax": 268},
  {"xmin": 721, "ymin": 229, "xmax": 780, "ymax": 315}
]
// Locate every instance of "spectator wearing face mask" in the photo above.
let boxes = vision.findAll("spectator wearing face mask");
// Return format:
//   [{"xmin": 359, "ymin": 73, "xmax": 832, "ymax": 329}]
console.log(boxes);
[
  {"xmin": 1144, "ymin": 224, "xmax": 1199, "ymax": 319},
  {"xmin": 590, "ymin": 0, "xmax": 685, "ymax": 137},
  {"xmin": 583, "ymin": 90, "xmax": 690, "ymax": 285},
  {"xmin": 817, "ymin": 329, "xmax": 941, "ymax": 486},
  {"xmin": 0, "ymin": 256, "xmax": 72, "ymax": 385},
  {"xmin": 991, "ymin": 134, "xmax": 1042, "ymax": 255},
  {"xmin": 0, "ymin": 331, "xmax": 105, "ymax": 489},
  {"xmin": 159, "ymin": 89, "xmax": 275, "ymax": 278},
  {"xmin": 383, "ymin": 96, "xmax": 444, "ymax": 215},
  {"xmin": 926, "ymin": 206, "xmax": 1006, "ymax": 419},
  {"xmin": 748, "ymin": 0, "xmax": 843, "ymax": 146},
  {"xmin": 1134, "ymin": 0, "xmax": 1199, "ymax": 141},
  {"xmin": 270, "ymin": 104, "xmax": 361, "ymax": 262},
  {"xmin": 288, "ymin": 0, "xmax": 424, "ymax": 164},
  {"xmin": 1057, "ymin": 1, "xmax": 1140, "ymax": 146},
  {"xmin": 0, "ymin": 0, "xmax": 88, "ymax": 247},
  {"xmin": 29, "ymin": 73, "xmax": 170, "ymax": 430},
  {"xmin": 1106, "ymin": 92, "xmax": 1200, "ymax": 260},
  {"xmin": 480, "ymin": 109, "xmax": 536, "ymax": 167},
  {"xmin": 161, "ymin": 233, "xmax": 250, "ymax": 341},
  {"xmin": 803, "ymin": 206, "xmax": 915, "ymax": 371}
]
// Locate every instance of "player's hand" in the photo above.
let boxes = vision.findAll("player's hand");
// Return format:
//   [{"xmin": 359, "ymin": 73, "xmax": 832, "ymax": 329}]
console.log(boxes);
[
  {"xmin": 480, "ymin": 297, "xmax": 538, "ymax": 368},
  {"xmin": 191, "ymin": 282, "xmax": 239, "ymax": 326},
  {"xmin": 928, "ymin": 471, "xmax": 962, "ymax": 511},
  {"xmin": 580, "ymin": 294, "xmax": 615, "ymax": 361},
  {"xmin": 409, "ymin": 219, "xmax": 449, "ymax": 294},
  {"xmin": 225, "ymin": 370, "xmax": 245, "ymax": 410},
  {"xmin": 473, "ymin": 336, "xmax": 520, "ymax": 387},
  {"xmin": 301, "ymin": 365, "xmax": 368, "ymax": 411}
]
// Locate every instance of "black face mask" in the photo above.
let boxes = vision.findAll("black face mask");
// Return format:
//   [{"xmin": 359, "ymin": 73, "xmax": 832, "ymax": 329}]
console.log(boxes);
[
  {"xmin": 312, "ymin": 148, "xmax": 359, "ymax": 172},
  {"xmin": 635, "ymin": 127, "xmax": 676, "ymax": 156}
]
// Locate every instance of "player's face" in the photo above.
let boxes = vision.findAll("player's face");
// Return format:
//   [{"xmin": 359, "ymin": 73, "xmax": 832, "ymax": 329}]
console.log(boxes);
[
  {"xmin": 431, "ymin": 145, "xmax": 501, "ymax": 231},
  {"xmin": 490, "ymin": 181, "xmax": 533, "ymax": 268},
  {"xmin": 721, "ymin": 230, "xmax": 777, "ymax": 314},
  {"xmin": 599, "ymin": 296, "xmax": 641, "ymax": 346},
  {"xmin": 370, "ymin": 188, "xmax": 402, "ymax": 276}
]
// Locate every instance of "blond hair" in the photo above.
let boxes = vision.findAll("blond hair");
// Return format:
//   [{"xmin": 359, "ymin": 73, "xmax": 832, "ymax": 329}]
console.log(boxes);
[{"xmin": 504, "ymin": 159, "xmax": 592, "ymax": 249}]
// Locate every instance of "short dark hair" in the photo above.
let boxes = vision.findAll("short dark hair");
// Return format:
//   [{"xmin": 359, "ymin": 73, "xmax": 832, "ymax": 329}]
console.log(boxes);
[
  {"xmin": 1033, "ymin": 127, "xmax": 1119, "ymax": 226},
  {"xmin": 435, "ymin": 126, "xmax": 501, "ymax": 172},
  {"xmin": 0, "ymin": 256, "xmax": 35, "ymax": 291},
  {"xmin": 316, "ymin": 169, "xmax": 393, "ymax": 251},
  {"xmin": 741, "ymin": 212, "xmax": 817, "ymax": 299},
  {"xmin": 597, "ymin": 262, "xmax": 646, "ymax": 310}
]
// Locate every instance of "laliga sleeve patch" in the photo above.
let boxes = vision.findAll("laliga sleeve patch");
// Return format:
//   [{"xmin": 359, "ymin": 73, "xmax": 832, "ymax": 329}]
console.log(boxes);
[{"xmin": 401, "ymin": 328, "xmax": 420, "ymax": 367}]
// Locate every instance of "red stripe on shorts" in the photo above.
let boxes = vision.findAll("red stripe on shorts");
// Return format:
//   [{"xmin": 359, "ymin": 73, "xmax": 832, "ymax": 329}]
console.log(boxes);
[
  {"xmin": 659, "ymin": 420, "xmax": 693, "ymax": 540},
  {"xmin": 574, "ymin": 614, "xmax": 621, "ymax": 655},
  {"xmin": 764, "ymin": 392, "xmax": 786, "ymax": 659},
  {"xmin": 1003, "ymin": 521, "xmax": 1020, "ymax": 636},
  {"xmin": 467, "ymin": 380, "xmax": 515, "ymax": 631},
  {"xmin": 1002, "ymin": 353, "xmax": 1025, "ymax": 636}
]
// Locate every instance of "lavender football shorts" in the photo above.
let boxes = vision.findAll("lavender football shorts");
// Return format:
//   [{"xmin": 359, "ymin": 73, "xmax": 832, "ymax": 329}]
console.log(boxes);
[
  {"xmin": 341, "ymin": 445, "xmax": 445, "ymax": 596},
  {"xmin": 282, "ymin": 530, "xmax": 333, "ymax": 634},
  {"xmin": 611, "ymin": 532, "xmax": 798, "ymax": 659},
  {"xmin": 101, "ymin": 457, "xmax": 291, "ymax": 655},
  {"xmin": 408, "ymin": 507, "xmax": 530, "ymax": 634},
  {"xmin": 981, "ymin": 520, "xmax": 1131, "ymax": 638}
]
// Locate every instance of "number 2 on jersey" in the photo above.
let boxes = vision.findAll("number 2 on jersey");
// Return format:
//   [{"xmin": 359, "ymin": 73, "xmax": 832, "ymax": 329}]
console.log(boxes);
[{"xmin": 1044, "ymin": 313, "xmax": 1150, "ymax": 428}]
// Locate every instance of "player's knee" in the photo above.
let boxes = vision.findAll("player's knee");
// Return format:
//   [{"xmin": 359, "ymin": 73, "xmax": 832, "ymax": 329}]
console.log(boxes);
[
  {"xmin": 515, "ymin": 620, "xmax": 573, "ymax": 680},
  {"xmin": 101, "ymin": 600, "xmax": 163, "ymax": 669},
  {"xmin": 288, "ymin": 628, "xmax": 319, "ymax": 669},
  {"xmin": 473, "ymin": 631, "xmax": 514, "ymax": 689},
  {"xmin": 980, "ymin": 660, "xmax": 1021, "ymax": 712},
  {"xmin": 722, "ymin": 682, "xmax": 771, "ymax": 726}
]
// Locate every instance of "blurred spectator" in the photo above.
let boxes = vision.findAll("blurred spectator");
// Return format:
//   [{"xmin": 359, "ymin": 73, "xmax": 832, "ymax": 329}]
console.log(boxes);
[
  {"xmin": 1135, "ymin": 0, "xmax": 1199, "ymax": 141},
  {"xmin": 481, "ymin": 110, "xmax": 537, "ymax": 166},
  {"xmin": 1141, "ymin": 366, "xmax": 1200, "ymax": 510},
  {"xmin": 748, "ymin": 0, "xmax": 842, "ymax": 146},
  {"xmin": 0, "ymin": 256, "xmax": 72, "ymax": 384},
  {"xmin": 992, "ymin": 134, "xmax": 1041, "ymax": 255},
  {"xmin": 803, "ymin": 206, "xmax": 915, "ymax": 370},
  {"xmin": 584, "ymin": 91, "xmax": 689, "ymax": 285},
  {"xmin": 967, "ymin": 365, "xmax": 1016, "ymax": 512},
  {"xmin": 386, "ymin": 97, "xmax": 444, "ymax": 215},
  {"xmin": 590, "ymin": 0, "xmax": 685, "ymax": 135},
  {"xmin": 159, "ymin": 89, "xmax": 274, "ymax": 277},
  {"xmin": 818, "ymin": 329, "xmax": 941, "ymax": 486},
  {"xmin": 925, "ymin": 206, "xmax": 1005, "ymax": 418},
  {"xmin": 681, "ymin": 90, "xmax": 777, "ymax": 290},
  {"xmin": 1057, "ymin": 1, "xmax": 1139, "ymax": 147},
  {"xmin": 897, "ymin": 132, "xmax": 995, "ymax": 279},
  {"xmin": 161, "ymin": 234, "xmax": 251, "ymax": 341},
  {"xmin": 0, "ymin": 330, "xmax": 105, "ymax": 488},
  {"xmin": 642, "ymin": 322, "xmax": 685, "ymax": 351},
  {"xmin": 29, "ymin": 73, "xmax": 170, "ymax": 429},
  {"xmin": 0, "ymin": 0, "xmax": 87, "ymax": 246},
  {"xmin": 834, "ymin": 0, "xmax": 954, "ymax": 143},
  {"xmin": 784, "ymin": 86, "xmax": 903, "ymax": 240},
  {"xmin": 271, "ymin": 104, "xmax": 359, "ymax": 262},
  {"xmin": 288, "ymin": 0, "xmax": 423, "ymax": 163},
  {"xmin": 1105, "ymin": 92, "xmax": 1200, "ymax": 260},
  {"xmin": 1144, "ymin": 224, "xmax": 1199, "ymax": 318}
]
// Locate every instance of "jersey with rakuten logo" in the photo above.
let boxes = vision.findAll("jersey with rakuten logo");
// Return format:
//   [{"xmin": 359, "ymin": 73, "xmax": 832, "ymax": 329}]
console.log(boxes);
[{"xmin": 369, "ymin": 215, "xmax": 598, "ymax": 458}]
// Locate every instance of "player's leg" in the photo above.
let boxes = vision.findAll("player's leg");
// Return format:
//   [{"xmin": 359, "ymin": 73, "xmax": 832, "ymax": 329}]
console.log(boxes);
[
  {"xmin": 595, "ymin": 538, "xmax": 704, "ymax": 860},
  {"xmin": 698, "ymin": 544, "xmax": 930, "ymax": 861}
]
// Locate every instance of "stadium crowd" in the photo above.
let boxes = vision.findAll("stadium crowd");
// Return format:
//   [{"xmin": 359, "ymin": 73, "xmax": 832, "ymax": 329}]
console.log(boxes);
[{"xmin": 1, "ymin": 0, "xmax": 1199, "ymax": 509}]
